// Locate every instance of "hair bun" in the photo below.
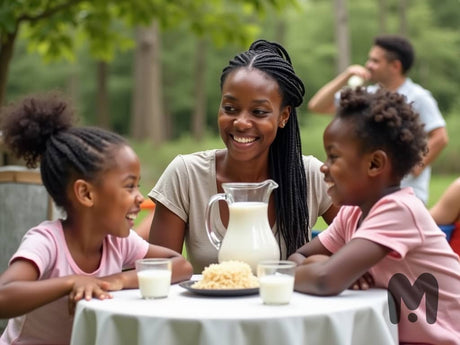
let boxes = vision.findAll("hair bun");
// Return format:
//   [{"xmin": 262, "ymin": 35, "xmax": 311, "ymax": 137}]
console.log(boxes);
[
  {"xmin": 249, "ymin": 39, "xmax": 292, "ymax": 64},
  {"xmin": 1, "ymin": 92, "xmax": 75, "ymax": 167}
]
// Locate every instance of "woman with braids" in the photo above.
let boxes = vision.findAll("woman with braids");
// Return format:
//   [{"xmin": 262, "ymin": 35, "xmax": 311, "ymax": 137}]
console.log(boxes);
[
  {"xmin": 146, "ymin": 39, "xmax": 338, "ymax": 273},
  {"xmin": 0, "ymin": 93, "xmax": 192, "ymax": 344},
  {"xmin": 289, "ymin": 87, "xmax": 460, "ymax": 344}
]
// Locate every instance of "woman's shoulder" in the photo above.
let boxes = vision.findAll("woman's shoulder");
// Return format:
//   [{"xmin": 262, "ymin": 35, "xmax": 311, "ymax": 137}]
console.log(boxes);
[
  {"xmin": 177, "ymin": 149, "xmax": 221, "ymax": 163},
  {"xmin": 156, "ymin": 149, "xmax": 220, "ymax": 187},
  {"xmin": 170, "ymin": 149, "xmax": 222, "ymax": 173}
]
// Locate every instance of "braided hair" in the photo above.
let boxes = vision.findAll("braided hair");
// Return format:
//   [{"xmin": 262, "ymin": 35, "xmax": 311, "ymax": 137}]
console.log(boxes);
[
  {"xmin": 220, "ymin": 39, "xmax": 309, "ymax": 256},
  {"xmin": 1, "ymin": 92, "xmax": 126, "ymax": 210},
  {"xmin": 338, "ymin": 87, "xmax": 427, "ymax": 178}
]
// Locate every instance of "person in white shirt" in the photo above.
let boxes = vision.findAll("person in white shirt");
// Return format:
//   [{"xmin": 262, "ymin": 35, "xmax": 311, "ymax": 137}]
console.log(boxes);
[{"xmin": 308, "ymin": 34, "xmax": 448, "ymax": 204}]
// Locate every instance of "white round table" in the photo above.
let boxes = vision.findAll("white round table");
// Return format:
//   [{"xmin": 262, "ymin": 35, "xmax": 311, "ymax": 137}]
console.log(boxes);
[{"xmin": 70, "ymin": 276, "xmax": 398, "ymax": 345}]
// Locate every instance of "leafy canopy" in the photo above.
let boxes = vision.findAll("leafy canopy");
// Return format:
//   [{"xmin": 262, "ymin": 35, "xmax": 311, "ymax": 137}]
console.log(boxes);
[{"xmin": 0, "ymin": 0, "xmax": 299, "ymax": 62}]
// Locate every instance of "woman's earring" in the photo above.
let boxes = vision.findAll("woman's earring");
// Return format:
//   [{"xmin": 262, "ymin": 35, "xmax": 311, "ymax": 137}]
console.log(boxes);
[{"xmin": 280, "ymin": 121, "xmax": 286, "ymax": 128}]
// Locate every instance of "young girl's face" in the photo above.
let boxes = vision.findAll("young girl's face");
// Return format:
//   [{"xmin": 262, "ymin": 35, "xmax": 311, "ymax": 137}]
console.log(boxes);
[
  {"xmin": 218, "ymin": 68, "xmax": 289, "ymax": 163},
  {"xmin": 321, "ymin": 117, "xmax": 373, "ymax": 207},
  {"xmin": 92, "ymin": 145, "xmax": 144, "ymax": 237}
]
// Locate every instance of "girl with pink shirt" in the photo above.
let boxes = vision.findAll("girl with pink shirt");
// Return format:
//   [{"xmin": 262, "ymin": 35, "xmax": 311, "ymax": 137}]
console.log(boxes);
[
  {"xmin": 0, "ymin": 93, "xmax": 192, "ymax": 344},
  {"xmin": 289, "ymin": 87, "xmax": 460, "ymax": 344}
]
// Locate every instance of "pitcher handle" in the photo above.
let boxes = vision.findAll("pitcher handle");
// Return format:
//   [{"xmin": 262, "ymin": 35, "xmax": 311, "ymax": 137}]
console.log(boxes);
[{"xmin": 205, "ymin": 193, "xmax": 230, "ymax": 250}]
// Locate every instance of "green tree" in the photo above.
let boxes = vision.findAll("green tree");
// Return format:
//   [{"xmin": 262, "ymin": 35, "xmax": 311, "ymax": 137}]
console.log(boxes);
[{"xmin": 0, "ymin": 0, "xmax": 298, "ymax": 106}]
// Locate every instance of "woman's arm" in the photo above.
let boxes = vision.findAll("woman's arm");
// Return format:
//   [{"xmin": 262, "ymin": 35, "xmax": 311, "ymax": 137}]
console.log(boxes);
[
  {"xmin": 148, "ymin": 202, "xmax": 187, "ymax": 254},
  {"xmin": 134, "ymin": 211, "xmax": 154, "ymax": 241},
  {"xmin": 321, "ymin": 204, "xmax": 340, "ymax": 225},
  {"xmin": 293, "ymin": 238, "xmax": 390, "ymax": 296}
]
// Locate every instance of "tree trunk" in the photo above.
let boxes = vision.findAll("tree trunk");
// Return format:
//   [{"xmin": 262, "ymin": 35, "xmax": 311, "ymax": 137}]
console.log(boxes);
[
  {"xmin": 96, "ymin": 60, "xmax": 110, "ymax": 129},
  {"xmin": 0, "ymin": 31, "xmax": 20, "ymax": 166},
  {"xmin": 398, "ymin": 0, "xmax": 408, "ymax": 36},
  {"xmin": 333, "ymin": 0, "xmax": 350, "ymax": 73},
  {"xmin": 131, "ymin": 21, "xmax": 165, "ymax": 143},
  {"xmin": 192, "ymin": 39, "xmax": 207, "ymax": 141},
  {"xmin": 378, "ymin": 0, "xmax": 387, "ymax": 34},
  {"xmin": 0, "ymin": 31, "xmax": 17, "ymax": 108}
]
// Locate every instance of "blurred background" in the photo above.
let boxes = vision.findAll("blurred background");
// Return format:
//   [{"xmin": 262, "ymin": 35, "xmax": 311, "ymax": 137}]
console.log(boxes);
[{"xmin": 1, "ymin": 0, "xmax": 459, "ymax": 205}]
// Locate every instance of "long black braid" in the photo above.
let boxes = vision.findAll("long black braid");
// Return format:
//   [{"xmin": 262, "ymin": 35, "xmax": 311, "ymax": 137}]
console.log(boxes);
[
  {"xmin": 0, "ymin": 92, "xmax": 126, "ymax": 211},
  {"xmin": 220, "ymin": 39, "xmax": 309, "ymax": 257}
]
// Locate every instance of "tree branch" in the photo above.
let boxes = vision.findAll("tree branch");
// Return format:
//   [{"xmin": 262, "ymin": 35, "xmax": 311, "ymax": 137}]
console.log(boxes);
[{"xmin": 18, "ymin": 0, "xmax": 85, "ymax": 23}]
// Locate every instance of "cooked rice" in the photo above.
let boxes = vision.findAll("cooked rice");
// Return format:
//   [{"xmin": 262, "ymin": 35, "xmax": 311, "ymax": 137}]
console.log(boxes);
[{"xmin": 192, "ymin": 260, "xmax": 259, "ymax": 289}]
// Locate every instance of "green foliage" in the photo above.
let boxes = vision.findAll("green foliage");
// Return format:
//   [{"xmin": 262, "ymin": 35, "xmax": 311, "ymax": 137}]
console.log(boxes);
[
  {"xmin": 2, "ymin": 0, "xmax": 298, "ymax": 63},
  {"xmin": 4, "ymin": 0, "xmax": 460, "ymax": 158}
]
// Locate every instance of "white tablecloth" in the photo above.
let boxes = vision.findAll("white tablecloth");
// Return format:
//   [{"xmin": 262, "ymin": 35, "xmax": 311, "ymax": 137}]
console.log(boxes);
[{"xmin": 71, "ymin": 276, "xmax": 398, "ymax": 345}]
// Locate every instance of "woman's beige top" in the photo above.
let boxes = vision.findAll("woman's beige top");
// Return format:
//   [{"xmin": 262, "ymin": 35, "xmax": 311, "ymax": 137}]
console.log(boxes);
[{"xmin": 148, "ymin": 149, "xmax": 332, "ymax": 273}]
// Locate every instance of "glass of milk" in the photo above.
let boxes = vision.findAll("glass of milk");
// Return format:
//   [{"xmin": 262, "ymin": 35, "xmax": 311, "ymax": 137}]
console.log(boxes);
[
  {"xmin": 135, "ymin": 258, "xmax": 172, "ymax": 299},
  {"xmin": 257, "ymin": 260, "xmax": 295, "ymax": 305}
]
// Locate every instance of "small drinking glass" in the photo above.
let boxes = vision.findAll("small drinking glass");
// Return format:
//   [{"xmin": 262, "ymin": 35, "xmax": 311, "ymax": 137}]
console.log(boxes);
[
  {"xmin": 135, "ymin": 258, "xmax": 172, "ymax": 299},
  {"xmin": 257, "ymin": 260, "xmax": 296, "ymax": 305}
]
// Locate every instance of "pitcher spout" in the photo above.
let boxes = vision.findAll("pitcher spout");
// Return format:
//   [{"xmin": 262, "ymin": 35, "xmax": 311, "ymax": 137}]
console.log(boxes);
[{"xmin": 260, "ymin": 179, "xmax": 278, "ymax": 203}]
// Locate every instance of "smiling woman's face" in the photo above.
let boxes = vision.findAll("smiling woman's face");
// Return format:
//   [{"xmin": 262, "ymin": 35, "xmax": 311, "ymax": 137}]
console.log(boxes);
[{"xmin": 218, "ymin": 68, "xmax": 289, "ymax": 163}]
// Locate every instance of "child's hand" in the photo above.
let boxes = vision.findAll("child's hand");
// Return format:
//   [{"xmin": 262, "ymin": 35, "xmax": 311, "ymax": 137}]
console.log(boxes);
[
  {"xmin": 349, "ymin": 272, "xmax": 374, "ymax": 290},
  {"xmin": 302, "ymin": 254, "xmax": 330, "ymax": 265},
  {"xmin": 68, "ymin": 276, "xmax": 114, "ymax": 315}
]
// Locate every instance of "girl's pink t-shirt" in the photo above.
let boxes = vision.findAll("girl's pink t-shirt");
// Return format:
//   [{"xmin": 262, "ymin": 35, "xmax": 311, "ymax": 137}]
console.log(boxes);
[
  {"xmin": 0, "ymin": 220, "xmax": 149, "ymax": 345},
  {"xmin": 319, "ymin": 188, "xmax": 460, "ymax": 345}
]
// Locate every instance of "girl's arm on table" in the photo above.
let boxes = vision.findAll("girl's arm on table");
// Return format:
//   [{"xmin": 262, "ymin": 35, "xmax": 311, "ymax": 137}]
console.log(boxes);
[
  {"xmin": 293, "ymin": 238, "xmax": 390, "ymax": 296},
  {"xmin": 0, "ymin": 259, "xmax": 113, "ymax": 318}
]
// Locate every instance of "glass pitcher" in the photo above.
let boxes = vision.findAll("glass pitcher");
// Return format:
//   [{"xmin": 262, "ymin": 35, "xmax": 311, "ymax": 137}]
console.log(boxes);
[{"xmin": 205, "ymin": 179, "xmax": 281, "ymax": 273}]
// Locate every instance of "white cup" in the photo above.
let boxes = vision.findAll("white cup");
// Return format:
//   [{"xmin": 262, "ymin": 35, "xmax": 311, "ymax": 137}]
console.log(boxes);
[
  {"xmin": 257, "ymin": 260, "xmax": 295, "ymax": 305},
  {"xmin": 135, "ymin": 258, "xmax": 172, "ymax": 299},
  {"xmin": 347, "ymin": 75, "xmax": 364, "ymax": 89}
]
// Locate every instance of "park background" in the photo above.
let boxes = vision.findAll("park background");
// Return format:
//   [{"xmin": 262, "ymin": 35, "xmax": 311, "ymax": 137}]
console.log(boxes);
[{"xmin": 1, "ymin": 0, "xmax": 459, "ymax": 229}]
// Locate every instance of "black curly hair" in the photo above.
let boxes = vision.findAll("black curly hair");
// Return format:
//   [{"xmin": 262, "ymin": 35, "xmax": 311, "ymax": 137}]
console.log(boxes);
[
  {"xmin": 0, "ymin": 92, "xmax": 126, "ymax": 210},
  {"xmin": 220, "ymin": 39, "xmax": 309, "ymax": 256},
  {"xmin": 337, "ymin": 87, "xmax": 427, "ymax": 179}
]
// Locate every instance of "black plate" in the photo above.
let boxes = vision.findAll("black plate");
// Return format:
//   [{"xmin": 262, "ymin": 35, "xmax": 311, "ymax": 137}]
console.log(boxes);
[{"xmin": 179, "ymin": 280, "xmax": 259, "ymax": 296}]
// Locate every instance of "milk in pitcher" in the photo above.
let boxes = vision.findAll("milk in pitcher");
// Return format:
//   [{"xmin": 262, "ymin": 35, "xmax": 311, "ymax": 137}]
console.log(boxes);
[{"xmin": 218, "ymin": 202, "xmax": 280, "ymax": 272}]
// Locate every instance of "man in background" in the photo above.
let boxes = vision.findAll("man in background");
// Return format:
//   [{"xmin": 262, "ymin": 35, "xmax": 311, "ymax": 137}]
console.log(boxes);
[{"xmin": 308, "ymin": 34, "xmax": 448, "ymax": 204}]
